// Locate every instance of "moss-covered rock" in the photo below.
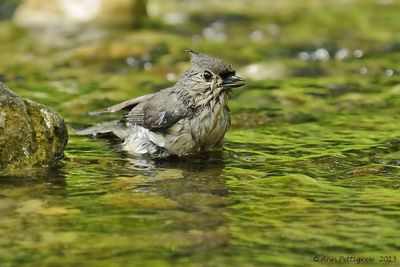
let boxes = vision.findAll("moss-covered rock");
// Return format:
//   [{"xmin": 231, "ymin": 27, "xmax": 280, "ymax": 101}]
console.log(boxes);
[{"xmin": 0, "ymin": 82, "xmax": 68, "ymax": 174}]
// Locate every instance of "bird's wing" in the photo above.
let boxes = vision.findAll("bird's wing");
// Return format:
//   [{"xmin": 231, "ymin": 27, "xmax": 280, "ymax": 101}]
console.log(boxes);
[
  {"xmin": 88, "ymin": 93, "xmax": 156, "ymax": 115},
  {"xmin": 122, "ymin": 91, "xmax": 186, "ymax": 131}
]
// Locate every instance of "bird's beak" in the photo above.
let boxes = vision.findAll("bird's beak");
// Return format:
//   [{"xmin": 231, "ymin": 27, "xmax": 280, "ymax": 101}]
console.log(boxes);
[{"xmin": 221, "ymin": 75, "xmax": 245, "ymax": 89}]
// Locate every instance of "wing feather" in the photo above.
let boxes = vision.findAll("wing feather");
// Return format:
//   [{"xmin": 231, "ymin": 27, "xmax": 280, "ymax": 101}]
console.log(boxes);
[
  {"xmin": 88, "ymin": 93, "xmax": 156, "ymax": 115},
  {"xmin": 122, "ymin": 91, "xmax": 186, "ymax": 131}
]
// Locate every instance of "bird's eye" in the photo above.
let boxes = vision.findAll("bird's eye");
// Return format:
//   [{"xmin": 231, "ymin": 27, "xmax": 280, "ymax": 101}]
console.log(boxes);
[{"xmin": 203, "ymin": 71, "xmax": 212, "ymax": 82}]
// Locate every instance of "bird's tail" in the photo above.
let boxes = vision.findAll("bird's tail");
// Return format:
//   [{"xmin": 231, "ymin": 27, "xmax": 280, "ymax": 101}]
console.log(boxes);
[{"xmin": 74, "ymin": 120, "xmax": 128, "ymax": 139}]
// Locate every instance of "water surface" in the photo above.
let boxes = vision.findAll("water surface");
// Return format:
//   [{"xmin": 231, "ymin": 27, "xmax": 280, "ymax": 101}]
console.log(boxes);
[{"xmin": 1, "ymin": 0, "xmax": 400, "ymax": 266}]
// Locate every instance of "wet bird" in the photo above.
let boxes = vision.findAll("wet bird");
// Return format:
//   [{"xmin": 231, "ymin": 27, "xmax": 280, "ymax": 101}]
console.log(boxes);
[{"xmin": 76, "ymin": 50, "xmax": 245, "ymax": 158}]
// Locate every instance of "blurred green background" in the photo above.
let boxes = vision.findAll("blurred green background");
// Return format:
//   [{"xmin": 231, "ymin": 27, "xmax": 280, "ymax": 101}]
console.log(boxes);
[{"xmin": 0, "ymin": 0, "xmax": 400, "ymax": 266}]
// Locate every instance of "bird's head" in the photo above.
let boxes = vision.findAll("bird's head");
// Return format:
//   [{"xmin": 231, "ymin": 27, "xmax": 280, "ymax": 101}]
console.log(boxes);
[{"xmin": 177, "ymin": 50, "xmax": 245, "ymax": 100}]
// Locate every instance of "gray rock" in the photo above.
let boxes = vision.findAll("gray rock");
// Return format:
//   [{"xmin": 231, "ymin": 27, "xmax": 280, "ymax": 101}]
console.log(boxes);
[
  {"xmin": 13, "ymin": 0, "xmax": 147, "ymax": 29},
  {"xmin": 0, "ymin": 82, "xmax": 68, "ymax": 174},
  {"xmin": 12, "ymin": 0, "xmax": 148, "ymax": 47}
]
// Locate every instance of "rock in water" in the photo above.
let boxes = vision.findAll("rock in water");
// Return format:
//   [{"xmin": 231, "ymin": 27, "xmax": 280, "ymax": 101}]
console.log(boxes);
[
  {"xmin": 13, "ymin": 0, "xmax": 147, "ymax": 29},
  {"xmin": 12, "ymin": 0, "xmax": 148, "ymax": 46},
  {"xmin": 0, "ymin": 82, "xmax": 68, "ymax": 174}
]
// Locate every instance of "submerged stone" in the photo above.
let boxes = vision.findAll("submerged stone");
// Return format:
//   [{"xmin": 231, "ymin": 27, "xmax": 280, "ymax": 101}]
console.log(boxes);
[{"xmin": 0, "ymin": 82, "xmax": 68, "ymax": 174}]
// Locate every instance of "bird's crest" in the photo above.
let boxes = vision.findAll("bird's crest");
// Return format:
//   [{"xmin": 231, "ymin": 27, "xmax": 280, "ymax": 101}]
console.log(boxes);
[{"xmin": 186, "ymin": 49, "xmax": 233, "ymax": 75}]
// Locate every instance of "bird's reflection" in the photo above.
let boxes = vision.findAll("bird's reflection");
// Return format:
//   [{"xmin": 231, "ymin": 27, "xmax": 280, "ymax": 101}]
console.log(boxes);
[
  {"xmin": 109, "ymin": 150, "xmax": 231, "ymax": 250},
  {"xmin": 123, "ymin": 151, "xmax": 228, "ymax": 197}
]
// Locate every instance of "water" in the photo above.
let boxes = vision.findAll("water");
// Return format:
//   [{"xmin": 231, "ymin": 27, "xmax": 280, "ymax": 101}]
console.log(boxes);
[{"xmin": 1, "ymin": 0, "xmax": 400, "ymax": 266}]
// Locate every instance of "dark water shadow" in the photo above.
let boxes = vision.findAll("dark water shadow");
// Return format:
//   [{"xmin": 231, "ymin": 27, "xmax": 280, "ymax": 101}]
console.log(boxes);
[{"xmin": 0, "ymin": 163, "xmax": 67, "ymax": 186}]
